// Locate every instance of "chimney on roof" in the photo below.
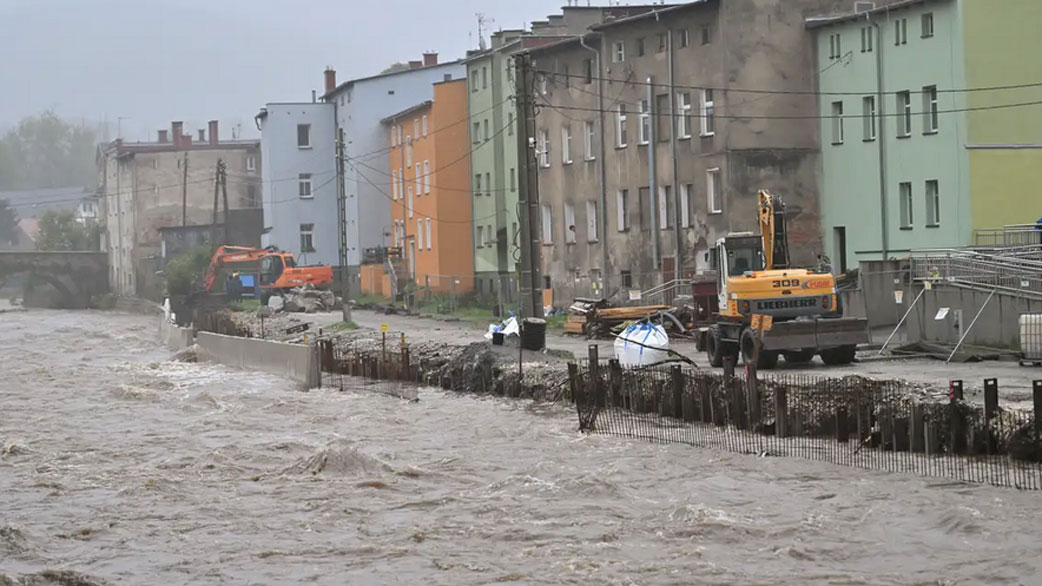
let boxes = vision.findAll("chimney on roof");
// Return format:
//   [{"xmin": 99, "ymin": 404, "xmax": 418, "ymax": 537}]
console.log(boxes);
[
  {"xmin": 171, "ymin": 121, "xmax": 184, "ymax": 149},
  {"xmin": 208, "ymin": 120, "xmax": 219, "ymax": 145},
  {"xmin": 324, "ymin": 67, "xmax": 337, "ymax": 94},
  {"xmin": 198, "ymin": 128, "xmax": 206, "ymax": 142},
  {"xmin": 183, "ymin": 135, "xmax": 193, "ymax": 148},
  {"xmin": 409, "ymin": 60, "xmax": 423, "ymax": 69},
  {"xmin": 158, "ymin": 129, "xmax": 169, "ymax": 143},
  {"xmin": 423, "ymin": 52, "xmax": 439, "ymax": 67}
]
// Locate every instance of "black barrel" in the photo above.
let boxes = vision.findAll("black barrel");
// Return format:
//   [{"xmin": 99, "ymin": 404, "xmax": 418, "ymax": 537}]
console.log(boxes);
[
  {"xmin": 492, "ymin": 331, "xmax": 505, "ymax": 346},
  {"xmin": 521, "ymin": 318, "xmax": 547, "ymax": 351}
]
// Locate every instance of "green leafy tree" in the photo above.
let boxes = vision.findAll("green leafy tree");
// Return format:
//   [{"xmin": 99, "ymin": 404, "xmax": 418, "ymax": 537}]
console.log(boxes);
[
  {"xmin": 0, "ymin": 198, "xmax": 17, "ymax": 246},
  {"xmin": 164, "ymin": 246, "xmax": 213, "ymax": 296},
  {"xmin": 35, "ymin": 209, "xmax": 91, "ymax": 251},
  {"xmin": 0, "ymin": 111, "xmax": 98, "ymax": 190}
]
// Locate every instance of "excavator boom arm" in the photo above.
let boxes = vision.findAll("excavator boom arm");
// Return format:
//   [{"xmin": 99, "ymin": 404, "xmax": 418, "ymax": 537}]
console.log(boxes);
[{"xmin": 757, "ymin": 189, "xmax": 791, "ymax": 271}]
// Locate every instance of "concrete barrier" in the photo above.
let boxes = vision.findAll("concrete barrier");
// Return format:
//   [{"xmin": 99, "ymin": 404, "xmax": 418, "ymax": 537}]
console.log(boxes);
[
  {"xmin": 196, "ymin": 331, "xmax": 321, "ymax": 389},
  {"xmin": 159, "ymin": 318, "xmax": 195, "ymax": 351}
]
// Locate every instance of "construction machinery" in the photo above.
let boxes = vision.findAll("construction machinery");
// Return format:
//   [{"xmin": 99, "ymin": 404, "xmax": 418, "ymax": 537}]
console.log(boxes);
[
  {"xmin": 697, "ymin": 190, "xmax": 869, "ymax": 368},
  {"xmin": 203, "ymin": 245, "xmax": 334, "ymax": 304}
]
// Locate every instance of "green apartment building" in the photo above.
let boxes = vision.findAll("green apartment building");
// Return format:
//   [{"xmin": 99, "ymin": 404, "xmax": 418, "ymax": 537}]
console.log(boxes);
[{"xmin": 811, "ymin": 0, "xmax": 1042, "ymax": 271}]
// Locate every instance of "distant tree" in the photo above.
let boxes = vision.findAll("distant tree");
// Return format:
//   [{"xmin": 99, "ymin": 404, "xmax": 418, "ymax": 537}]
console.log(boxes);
[
  {"xmin": 380, "ymin": 62, "xmax": 411, "ymax": 75},
  {"xmin": 164, "ymin": 246, "xmax": 212, "ymax": 296},
  {"xmin": 0, "ymin": 111, "xmax": 98, "ymax": 190},
  {"xmin": 0, "ymin": 198, "xmax": 17, "ymax": 246},
  {"xmin": 35, "ymin": 209, "xmax": 90, "ymax": 251}
]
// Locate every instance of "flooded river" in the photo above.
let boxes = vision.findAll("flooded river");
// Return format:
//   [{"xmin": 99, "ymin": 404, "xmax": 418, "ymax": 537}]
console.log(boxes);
[{"xmin": 2, "ymin": 310, "xmax": 1041, "ymax": 585}]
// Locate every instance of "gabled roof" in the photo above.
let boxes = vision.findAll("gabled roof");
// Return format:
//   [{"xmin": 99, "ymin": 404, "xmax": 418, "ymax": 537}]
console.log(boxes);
[{"xmin": 380, "ymin": 100, "xmax": 433, "ymax": 125}]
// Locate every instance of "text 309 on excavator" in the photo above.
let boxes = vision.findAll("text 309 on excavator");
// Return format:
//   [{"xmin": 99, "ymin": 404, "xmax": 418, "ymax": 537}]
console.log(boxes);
[
  {"xmin": 696, "ymin": 190, "xmax": 869, "ymax": 369},
  {"xmin": 203, "ymin": 245, "xmax": 334, "ymax": 303}
]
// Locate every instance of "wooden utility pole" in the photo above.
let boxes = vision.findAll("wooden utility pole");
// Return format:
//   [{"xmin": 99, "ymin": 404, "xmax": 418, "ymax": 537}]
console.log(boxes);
[
  {"xmin": 336, "ymin": 128, "xmax": 352, "ymax": 322},
  {"xmin": 220, "ymin": 159, "xmax": 229, "ymax": 245},
  {"xmin": 181, "ymin": 152, "xmax": 189, "ymax": 227},
  {"xmin": 210, "ymin": 159, "xmax": 221, "ymax": 250},
  {"xmin": 514, "ymin": 52, "xmax": 544, "ymax": 319}
]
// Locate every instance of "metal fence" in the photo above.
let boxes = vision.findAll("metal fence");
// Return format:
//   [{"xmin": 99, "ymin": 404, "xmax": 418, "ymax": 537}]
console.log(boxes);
[
  {"xmin": 571, "ymin": 355, "xmax": 1042, "ymax": 490},
  {"xmin": 318, "ymin": 338, "xmax": 422, "ymax": 400}
]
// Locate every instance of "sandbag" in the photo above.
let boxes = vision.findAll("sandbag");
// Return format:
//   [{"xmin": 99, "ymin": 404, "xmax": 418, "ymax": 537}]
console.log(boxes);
[{"xmin": 614, "ymin": 322, "xmax": 669, "ymax": 366}]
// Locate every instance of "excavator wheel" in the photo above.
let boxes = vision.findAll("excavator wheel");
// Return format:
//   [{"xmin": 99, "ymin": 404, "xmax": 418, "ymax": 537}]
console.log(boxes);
[
  {"xmin": 740, "ymin": 328, "xmax": 779, "ymax": 370},
  {"xmin": 820, "ymin": 345, "xmax": 857, "ymax": 366},
  {"xmin": 706, "ymin": 325, "xmax": 726, "ymax": 367},
  {"xmin": 783, "ymin": 349, "xmax": 817, "ymax": 365}
]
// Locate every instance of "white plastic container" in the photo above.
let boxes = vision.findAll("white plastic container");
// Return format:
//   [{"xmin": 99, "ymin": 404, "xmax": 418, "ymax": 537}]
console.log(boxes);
[
  {"xmin": 1020, "ymin": 314, "xmax": 1042, "ymax": 361},
  {"xmin": 614, "ymin": 322, "xmax": 670, "ymax": 367}
]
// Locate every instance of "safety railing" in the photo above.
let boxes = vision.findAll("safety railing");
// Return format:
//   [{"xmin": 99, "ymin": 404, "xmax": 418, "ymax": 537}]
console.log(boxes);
[{"xmin": 639, "ymin": 278, "xmax": 692, "ymax": 305}]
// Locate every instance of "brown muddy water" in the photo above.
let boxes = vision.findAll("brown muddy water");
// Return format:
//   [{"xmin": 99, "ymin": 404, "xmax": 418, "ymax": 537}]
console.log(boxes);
[{"xmin": 2, "ymin": 310, "xmax": 1041, "ymax": 585}]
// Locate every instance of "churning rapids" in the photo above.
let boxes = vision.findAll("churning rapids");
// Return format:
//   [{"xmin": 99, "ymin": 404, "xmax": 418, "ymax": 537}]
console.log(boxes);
[{"xmin": 2, "ymin": 309, "xmax": 1042, "ymax": 585}]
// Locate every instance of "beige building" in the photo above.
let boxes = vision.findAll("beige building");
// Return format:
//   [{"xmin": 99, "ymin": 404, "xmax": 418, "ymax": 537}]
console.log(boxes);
[{"xmin": 99, "ymin": 121, "xmax": 261, "ymax": 297}]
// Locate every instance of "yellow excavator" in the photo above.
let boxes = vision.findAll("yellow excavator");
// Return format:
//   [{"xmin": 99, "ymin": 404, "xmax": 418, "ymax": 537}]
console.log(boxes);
[{"xmin": 699, "ymin": 190, "xmax": 868, "ymax": 368}]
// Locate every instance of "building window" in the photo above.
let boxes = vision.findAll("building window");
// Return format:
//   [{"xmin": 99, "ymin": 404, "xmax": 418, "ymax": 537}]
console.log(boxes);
[
  {"xmin": 899, "ymin": 182, "xmax": 913, "ymax": 228},
  {"xmin": 829, "ymin": 33, "xmax": 841, "ymax": 60},
  {"xmin": 897, "ymin": 91, "xmax": 912, "ymax": 137},
  {"xmin": 701, "ymin": 25, "xmax": 712, "ymax": 45},
  {"xmin": 583, "ymin": 59, "xmax": 594, "ymax": 84},
  {"xmin": 392, "ymin": 170, "xmax": 399, "ymax": 200},
  {"xmin": 541, "ymin": 204, "xmax": 553, "ymax": 244},
  {"xmin": 564, "ymin": 203, "xmax": 576, "ymax": 244},
  {"xmin": 474, "ymin": 173, "xmax": 482, "ymax": 197},
  {"xmin": 415, "ymin": 163, "xmax": 421, "ymax": 195},
  {"xmin": 413, "ymin": 118, "xmax": 420, "ymax": 139},
  {"xmin": 638, "ymin": 99, "xmax": 650, "ymax": 145},
  {"xmin": 638, "ymin": 187, "xmax": 650, "ymax": 231},
  {"xmin": 678, "ymin": 92, "xmax": 692, "ymax": 138},
  {"xmin": 562, "ymin": 125, "xmax": 573, "ymax": 164},
  {"xmin": 426, "ymin": 218, "xmax": 432, "ymax": 250},
  {"xmin": 485, "ymin": 173, "xmax": 490, "ymax": 197},
  {"xmin": 583, "ymin": 121, "xmax": 596, "ymax": 161},
  {"xmin": 616, "ymin": 105, "xmax": 628, "ymax": 148},
  {"xmin": 476, "ymin": 225, "xmax": 484, "ymax": 248},
  {"xmin": 486, "ymin": 224, "xmax": 493, "ymax": 247},
  {"xmin": 470, "ymin": 68, "xmax": 478, "ymax": 92},
  {"xmin": 831, "ymin": 101, "xmax": 844, "ymax": 144},
  {"xmin": 863, "ymin": 96, "xmax": 876, "ymax": 141},
  {"xmin": 612, "ymin": 40, "xmax": 625, "ymax": 63},
  {"xmin": 635, "ymin": 37, "xmax": 646, "ymax": 57},
  {"xmin": 860, "ymin": 26, "xmax": 874, "ymax": 52},
  {"xmin": 538, "ymin": 130, "xmax": 550, "ymax": 168},
  {"xmin": 422, "ymin": 115, "xmax": 428, "ymax": 137},
  {"xmin": 621, "ymin": 270, "xmax": 633, "ymax": 288},
  {"xmin": 678, "ymin": 29, "xmax": 690, "ymax": 48},
  {"xmin": 472, "ymin": 122, "xmax": 480, "ymax": 144},
  {"xmin": 417, "ymin": 219, "xmax": 424, "ymax": 250},
  {"xmin": 925, "ymin": 180, "xmax": 940, "ymax": 226},
  {"xmin": 297, "ymin": 124, "xmax": 311, "ymax": 148},
  {"xmin": 700, "ymin": 89, "xmax": 715, "ymax": 136},
  {"xmin": 617, "ymin": 189, "xmax": 629, "ymax": 231},
  {"xmin": 299, "ymin": 223, "xmax": 315, "ymax": 252},
  {"xmin": 657, "ymin": 33, "xmax": 667, "ymax": 53},
  {"xmin": 586, "ymin": 201, "xmax": 598, "ymax": 242},
  {"xmin": 510, "ymin": 168, "xmax": 516, "ymax": 192},
  {"xmin": 539, "ymin": 74, "xmax": 548, "ymax": 96},
  {"xmin": 658, "ymin": 185, "xmax": 673, "ymax": 229},
  {"xmin": 508, "ymin": 112, "xmax": 515, "ymax": 136},
  {"xmin": 562, "ymin": 63, "xmax": 570, "ymax": 88},
  {"xmin": 246, "ymin": 155, "xmax": 256, "ymax": 172},
  {"xmin": 707, "ymin": 168, "xmax": 722, "ymax": 214},
  {"xmin": 922, "ymin": 12, "xmax": 934, "ymax": 38},
  {"xmin": 405, "ymin": 137, "xmax": 413, "ymax": 166},
  {"xmin": 407, "ymin": 186, "xmax": 414, "ymax": 218},
  {"xmin": 895, "ymin": 18, "xmax": 908, "ymax": 45},
  {"xmin": 298, "ymin": 174, "xmax": 313, "ymax": 198},
  {"xmin": 923, "ymin": 85, "xmax": 939, "ymax": 133},
  {"xmin": 484, "ymin": 119, "xmax": 490, "ymax": 142},
  {"xmin": 399, "ymin": 172, "xmax": 404, "ymax": 203},
  {"xmin": 423, "ymin": 160, "xmax": 430, "ymax": 194},
  {"xmin": 656, "ymin": 94, "xmax": 670, "ymax": 141},
  {"xmin": 681, "ymin": 183, "xmax": 692, "ymax": 228},
  {"xmin": 482, "ymin": 66, "xmax": 488, "ymax": 89},
  {"xmin": 392, "ymin": 126, "xmax": 398, "ymax": 147}
]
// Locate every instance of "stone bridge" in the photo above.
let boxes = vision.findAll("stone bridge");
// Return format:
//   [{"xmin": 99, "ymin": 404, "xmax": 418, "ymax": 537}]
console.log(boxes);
[{"xmin": 0, "ymin": 252, "xmax": 109, "ymax": 308}]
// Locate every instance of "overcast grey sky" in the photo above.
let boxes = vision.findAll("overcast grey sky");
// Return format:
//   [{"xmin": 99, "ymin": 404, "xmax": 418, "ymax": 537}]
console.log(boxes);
[{"xmin": 0, "ymin": 0, "xmax": 569, "ymax": 141}]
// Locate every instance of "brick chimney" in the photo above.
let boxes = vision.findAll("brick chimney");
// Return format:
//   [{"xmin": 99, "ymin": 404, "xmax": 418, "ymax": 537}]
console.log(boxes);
[
  {"xmin": 409, "ymin": 60, "xmax": 423, "ymax": 69},
  {"xmin": 423, "ymin": 52, "xmax": 438, "ymax": 67},
  {"xmin": 158, "ymin": 129, "xmax": 169, "ymax": 143},
  {"xmin": 208, "ymin": 120, "xmax": 219, "ymax": 145},
  {"xmin": 198, "ymin": 128, "xmax": 206, "ymax": 142},
  {"xmin": 171, "ymin": 121, "xmax": 184, "ymax": 149},
  {"xmin": 324, "ymin": 67, "xmax": 337, "ymax": 94}
]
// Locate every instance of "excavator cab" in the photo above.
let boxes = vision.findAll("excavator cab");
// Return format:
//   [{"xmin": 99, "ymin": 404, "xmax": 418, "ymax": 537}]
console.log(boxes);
[{"xmin": 259, "ymin": 255, "xmax": 284, "ymax": 287}]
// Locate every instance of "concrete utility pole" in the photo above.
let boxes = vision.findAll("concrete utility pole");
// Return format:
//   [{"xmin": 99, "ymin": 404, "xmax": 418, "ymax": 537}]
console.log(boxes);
[
  {"xmin": 514, "ymin": 52, "xmax": 544, "ymax": 319},
  {"xmin": 336, "ymin": 128, "xmax": 352, "ymax": 322},
  {"xmin": 210, "ymin": 159, "xmax": 226, "ymax": 249},
  {"xmin": 181, "ymin": 152, "xmax": 189, "ymax": 227}
]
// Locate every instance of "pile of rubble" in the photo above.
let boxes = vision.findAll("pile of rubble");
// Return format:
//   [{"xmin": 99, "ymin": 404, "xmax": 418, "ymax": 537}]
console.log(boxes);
[{"xmin": 269, "ymin": 284, "xmax": 342, "ymax": 314}]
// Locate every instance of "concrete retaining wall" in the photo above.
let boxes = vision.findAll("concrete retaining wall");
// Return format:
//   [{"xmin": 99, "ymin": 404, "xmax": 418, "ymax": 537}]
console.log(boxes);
[
  {"xmin": 906, "ymin": 286, "xmax": 1042, "ymax": 349},
  {"xmin": 159, "ymin": 318, "xmax": 195, "ymax": 351},
  {"xmin": 196, "ymin": 331, "xmax": 321, "ymax": 389}
]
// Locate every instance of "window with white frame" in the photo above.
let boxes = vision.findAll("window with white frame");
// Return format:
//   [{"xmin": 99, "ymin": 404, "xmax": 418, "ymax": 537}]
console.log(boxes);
[
  {"xmin": 392, "ymin": 170, "xmax": 399, "ymax": 200},
  {"xmin": 476, "ymin": 225, "xmax": 484, "ymax": 248},
  {"xmin": 399, "ymin": 171, "xmax": 405, "ymax": 203},
  {"xmin": 510, "ymin": 168, "xmax": 516, "ymax": 191},
  {"xmin": 422, "ymin": 115, "xmax": 428, "ymax": 136},
  {"xmin": 426, "ymin": 218, "xmax": 432, "ymax": 250},
  {"xmin": 485, "ymin": 173, "xmax": 490, "ymax": 196},
  {"xmin": 406, "ymin": 137, "xmax": 413, "ymax": 166},
  {"xmin": 423, "ymin": 161, "xmax": 430, "ymax": 194},
  {"xmin": 638, "ymin": 99, "xmax": 650, "ymax": 145},
  {"xmin": 583, "ymin": 121, "xmax": 596, "ymax": 160},
  {"xmin": 417, "ymin": 219, "xmax": 424, "ymax": 250},
  {"xmin": 831, "ymin": 101, "xmax": 844, "ymax": 144},
  {"xmin": 482, "ymin": 66, "xmax": 488, "ymax": 89},
  {"xmin": 658, "ymin": 185, "xmax": 673, "ymax": 229},
  {"xmin": 484, "ymin": 119, "xmax": 490, "ymax": 142},
  {"xmin": 298, "ymin": 173, "xmax": 313, "ymax": 198},
  {"xmin": 472, "ymin": 122, "xmax": 480, "ymax": 144},
  {"xmin": 586, "ymin": 201, "xmax": 598, "ymax": 242},
  {"xmin": 863, "ymin": 96, "xmax": 876, "ymax": 141},
  {"xmin": 413, "ymin": 118, "xmax": 420, "ymax": 139},
  {"xmin": 392, "ymin": 125, "xmax": 398, "ymax": 147},
  {"xmin": 635, "ymin": 37, "xmax": 646, "ymax": 57},
  {"xmin": 707, "ymin": 168, "xmax": 722, "ymax": 214},
  {"xmin": 613, "ymin": 40, "xmax": 625, "ymax": 63},
  {"xmin": 925, "ymin": 180, "xmax": 940, "ymax": 226},
  {"xmin": 895, "ymin": 18, "xmax": 908, "ymax": 45},
  {"xmin": 299, "ymin": 223, "xmax": 315, "ymax": 252},
  {"xmin": 829, "ymin": 33, "xmax": 841, "ymax": 59},
  {"xmin": 897, "ymin": 91, "xmax": 912, "ymax": 137},
  {"xmin": 678, "ymin": 29, "xmax": 690, "ymax": 48},
  {"xmin": 681, "ymin": 183, "xmax": 692, "ymax": 228},
  {"xmin": 921, "ymin": 12, "xmax": 934, "ymax": 38},
  {"xmin": 407, "ymin": 186, "xmax": 414, "ymax": 218},
  {"xmin": 678, "ymin": 92, "xmax": 692, "ymax": 138},
  {"xmin": 701, "ymin": 25, "xmax": 712, "ymax": 45},
  {"xmin": 541, "ymin": 204, "xmax": 553, "ymax": 244},
  {"xmin": 415, "ymin": 163, "xmax": 421, "ymax": 195},
  {"xmin": 860, "ymin": 26, "xmax": 874, "ymax": 53},
  {"xmin": 564, "ymin": 203, "xmax": 576, "ymax": 244},
  {"xmin": 539, "ymin": 130, "xmax": 550, "ymax": 168},
  {"xmin": 899, "ymin": 182, "xmax": 913, "ymax": 228},
  {"xmin": 922, "ymin": 85, "xmax": 938, "ymax": 133},
  {"xmin": 700, "ymin": 89, "xmax": 715, "ymax": 136},
  {"xmin": 616, "ymin": 190, "xmax": 629, "ymax": 231},
  {"xmin": 297, "ymin": 124, "xmax": 311, "ymax": 148},
  {"xmin": 562, "ymin": 125, "xmax": 573, "ymax": 164},
  {"xmin": 508, "ymin": 112, "xmax": 515, "ymax": 136},
  {"xmin": 616, "ymin": 104, "xmax": 628, "ymax": 147},
  {"xmin": 246, "ymin": 154, "xmax": 256, "ymax": 172},
  {"xmin": 486, "ymin": 224, "xmax": 492, "ymax": 246},
  {"xmin": 474, "ymin": 173, "xmax": 482, "ymax": 197}
]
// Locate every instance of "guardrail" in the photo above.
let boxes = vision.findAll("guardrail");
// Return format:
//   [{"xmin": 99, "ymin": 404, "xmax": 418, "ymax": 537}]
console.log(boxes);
[
  {"xmin": 639, "ymin": 279, "xmax": 692, "ymax": 305},
  {"xmin": 910, "ymin": 249, "xmax": 1042, "ymax": 298},
  {"xmin": 974, "ymin": 225, "xmax": 1042, "ymax": 247}
]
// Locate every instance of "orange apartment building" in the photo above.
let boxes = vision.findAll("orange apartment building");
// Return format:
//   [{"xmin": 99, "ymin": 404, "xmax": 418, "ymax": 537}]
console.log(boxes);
[{"xmin": 383, "ymin": 78, "xmax": 474, "ymax": 295}]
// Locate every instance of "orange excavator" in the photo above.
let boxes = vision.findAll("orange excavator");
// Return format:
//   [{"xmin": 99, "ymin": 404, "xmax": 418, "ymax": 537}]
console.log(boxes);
[{"xmin": 204, "ymin": 245, "xmax": 334, "ymax": 304}]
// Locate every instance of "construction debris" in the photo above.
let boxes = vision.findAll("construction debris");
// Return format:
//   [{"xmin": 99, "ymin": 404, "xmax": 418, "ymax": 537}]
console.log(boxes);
[
  {"xmin": 281, "ymin": 284, "xmax": 342, "ymax": 314},
  {"xmin": 563, "ymin": 297, "xmax": 675, "ymax": 339}
]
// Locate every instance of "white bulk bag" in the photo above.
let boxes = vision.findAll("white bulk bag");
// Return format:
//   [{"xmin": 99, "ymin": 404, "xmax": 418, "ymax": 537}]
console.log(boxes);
[{"xmin": 613, "ymin": 322, "xmax": 669, "ymax": 366}]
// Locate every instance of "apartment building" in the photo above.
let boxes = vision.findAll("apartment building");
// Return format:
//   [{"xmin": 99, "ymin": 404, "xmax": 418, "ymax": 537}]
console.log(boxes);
[
  {"xmin": 531, "ymin": 0, "xmax": 844, "ymax": 303},
  {"xmin": 98, "ymin": 121, "xmax": 260, "ymax": 297},
  {"xmin": 383, "ymin": 79, "xmax": 474, "ymax": 294}
]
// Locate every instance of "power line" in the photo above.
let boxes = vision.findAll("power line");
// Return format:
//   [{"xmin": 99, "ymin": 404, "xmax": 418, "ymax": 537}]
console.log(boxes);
[{"xmin": 354, "ymin": 164, "xmax": 505, "ymax": 226}]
